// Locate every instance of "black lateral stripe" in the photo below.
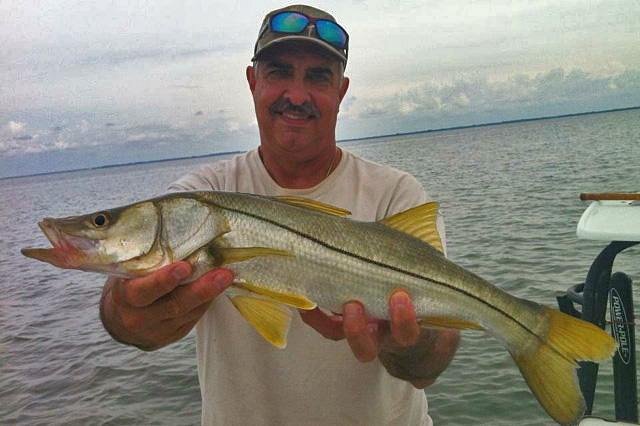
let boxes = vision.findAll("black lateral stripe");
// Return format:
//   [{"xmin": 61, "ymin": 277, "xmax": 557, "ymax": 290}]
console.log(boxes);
[{"xmin": 216, "ymin": 200, "xmax": 541, "ymax": 340}]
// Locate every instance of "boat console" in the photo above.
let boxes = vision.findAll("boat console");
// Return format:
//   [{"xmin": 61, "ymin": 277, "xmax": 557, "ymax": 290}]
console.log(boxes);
[{"xmin": 557, "ymin": 193, "xmax": 640, "ymax": 425}]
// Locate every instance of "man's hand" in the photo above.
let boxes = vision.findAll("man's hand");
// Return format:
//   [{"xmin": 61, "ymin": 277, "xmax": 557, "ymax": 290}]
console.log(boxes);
[
  {"xmin": 100, "ymin": 261, "xmax": 234, "ymax": 351},
  {"xmin": 300, "ymin": 291, "xmax": 460, "ymax": 388}
]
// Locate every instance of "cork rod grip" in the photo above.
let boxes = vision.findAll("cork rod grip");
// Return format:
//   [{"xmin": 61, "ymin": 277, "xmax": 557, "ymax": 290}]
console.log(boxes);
[{"xmin": 580, "ymin": 193, "xmax": 640, "ymax": 201}]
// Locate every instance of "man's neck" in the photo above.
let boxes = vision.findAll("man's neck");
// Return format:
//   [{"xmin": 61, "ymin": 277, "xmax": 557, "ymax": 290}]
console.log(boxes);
[{"xmin": 258, "ymin": 146, "xmax": 341, "ymax": 189}]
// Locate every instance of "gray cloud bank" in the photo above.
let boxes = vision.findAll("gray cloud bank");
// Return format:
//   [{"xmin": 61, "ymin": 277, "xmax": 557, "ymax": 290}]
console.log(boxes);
[
  {"xmin": 341, "ymin": 67, "xmax": 640, "ymax": 137},
  {"xmin": 0, "ymin": 110, "xmax": 256, "ymax": 178}
]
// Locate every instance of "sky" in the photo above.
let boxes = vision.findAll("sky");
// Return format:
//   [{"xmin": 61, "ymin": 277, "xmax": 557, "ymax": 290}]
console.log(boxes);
[{"xmin": 1, "ymin": 0, "xmax": 639, "ymax": 178}]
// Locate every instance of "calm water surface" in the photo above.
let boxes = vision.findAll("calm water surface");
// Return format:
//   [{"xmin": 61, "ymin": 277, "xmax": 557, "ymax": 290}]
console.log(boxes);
[{"xmin": 2, "ymin": 109, "xmax": 639, "ymax": 425}]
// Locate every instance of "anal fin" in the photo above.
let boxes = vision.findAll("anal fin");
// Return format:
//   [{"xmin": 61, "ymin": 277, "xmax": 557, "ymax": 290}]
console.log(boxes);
[
  {"xmin": 419, "ymin": 316, "xmax": 483, "ymax": 330},
  {"xmin": 229, "ymin": 295, "xmax": 293, "ymax": 349},
  {"xmin": 239, "ymin": 281, "xmax": 317, "ymax": 310}
]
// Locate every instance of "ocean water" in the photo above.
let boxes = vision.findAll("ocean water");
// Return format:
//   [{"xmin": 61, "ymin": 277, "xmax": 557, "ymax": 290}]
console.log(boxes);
[{"xmin": 1, "ymin": 109, "xmax": 639, "ymax": 425}]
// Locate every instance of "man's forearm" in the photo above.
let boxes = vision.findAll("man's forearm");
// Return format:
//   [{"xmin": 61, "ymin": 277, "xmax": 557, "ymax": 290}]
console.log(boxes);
[{"xmin": 378, "ymin": 328, "xmax": 460, "ymax": 388}]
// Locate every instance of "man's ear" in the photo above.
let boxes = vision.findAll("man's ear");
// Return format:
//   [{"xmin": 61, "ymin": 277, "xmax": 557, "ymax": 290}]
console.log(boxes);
[
  {"xmin": 338, "ymin": 76, "xmax": 350, "ymax": 104},
  {"xmin": 246, "ymin": 65, "xmax": 256, "ymax": 93}
]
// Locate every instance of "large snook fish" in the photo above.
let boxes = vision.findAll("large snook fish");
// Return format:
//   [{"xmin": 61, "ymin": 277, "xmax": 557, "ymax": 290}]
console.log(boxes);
[{"xmin": 22, "ymin": 191, "xmax": 614, "ymax": 425}]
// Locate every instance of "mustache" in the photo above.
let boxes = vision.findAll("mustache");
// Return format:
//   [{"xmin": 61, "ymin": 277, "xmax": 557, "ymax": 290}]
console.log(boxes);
[{"xmin": 269, "ymin": 98, "xmax": 319, "ymax": 118}]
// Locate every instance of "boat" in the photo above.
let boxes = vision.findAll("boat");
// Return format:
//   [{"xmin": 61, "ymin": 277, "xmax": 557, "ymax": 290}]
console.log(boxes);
[{"xmin": 557, "ymin": 193, "xmax": 640, "ymax": 425}]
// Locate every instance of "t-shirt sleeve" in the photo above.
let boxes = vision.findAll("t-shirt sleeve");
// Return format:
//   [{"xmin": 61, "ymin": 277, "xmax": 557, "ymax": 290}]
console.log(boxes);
[
  {"xmin": 385, "ymin": 173, "xmax": 428, "ymax": 216},
  {"xmin": 167, "ymin": 164, "xmax": 223, "ymax": 192},
  {"xmin": 386, "ymin": 173, "xmax": 448, "ymax": 257}
]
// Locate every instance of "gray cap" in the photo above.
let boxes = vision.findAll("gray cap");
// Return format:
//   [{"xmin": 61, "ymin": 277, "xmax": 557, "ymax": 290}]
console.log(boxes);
[{"xmin": 252, "ymin": 4, "xmax": 348, "ymax": 65}]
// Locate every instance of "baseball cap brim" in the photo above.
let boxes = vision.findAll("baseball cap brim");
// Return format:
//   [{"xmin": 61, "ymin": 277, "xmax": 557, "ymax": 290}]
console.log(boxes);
[{"xmin": 251, "ymin": 35, "xmax": 347, "ymax": 64}]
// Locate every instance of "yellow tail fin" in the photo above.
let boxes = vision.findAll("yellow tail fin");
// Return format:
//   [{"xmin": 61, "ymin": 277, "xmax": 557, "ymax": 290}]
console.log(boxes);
[{"xmin": 511, "ymin": 307, "xmax": 616, "ymax": 426}]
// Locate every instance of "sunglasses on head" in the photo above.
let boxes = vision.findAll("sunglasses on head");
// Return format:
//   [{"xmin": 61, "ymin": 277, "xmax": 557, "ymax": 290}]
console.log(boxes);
[{"xmin": 269, "ymin": 11, "xmax": 349, "ymax": 51}]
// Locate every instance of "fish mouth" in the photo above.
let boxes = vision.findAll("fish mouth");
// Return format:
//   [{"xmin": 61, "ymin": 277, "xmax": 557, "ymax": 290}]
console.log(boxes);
[{"xmin": 21, "ymin": 219, "xmax": 91, "ymax": 269}]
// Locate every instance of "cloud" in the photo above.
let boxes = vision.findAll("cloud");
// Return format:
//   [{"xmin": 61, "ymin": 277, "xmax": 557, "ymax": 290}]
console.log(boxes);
[
  {"xmin": 5, "ymin": 121, "xmax": 26, "ymax": 134},
  {"xmin": 125, "ymin": 131, "xmax": 173, "ymax": 143},
  {"xmin": 78, "ymin": 46, "xmax": 231, "ymax": 68},
  {"xmin": 0, "ymin": 119, "xmax": 87, "ymax": 155},
  {"xmin": 342, "ymin": 67, "xmax": 640, "ymax": 136},
  {"xmin": 0, "ymin": 121, "xmax": 35, "ymax": 154},
  {"xmin": 0, "ymin": 107, "xmax": 256, "ymax": 159}
]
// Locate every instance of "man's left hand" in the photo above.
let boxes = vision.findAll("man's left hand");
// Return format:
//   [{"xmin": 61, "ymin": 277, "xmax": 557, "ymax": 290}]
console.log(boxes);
[{"xmin": 299, "ymin": 291, "xmax": 460, "ymax": 388}]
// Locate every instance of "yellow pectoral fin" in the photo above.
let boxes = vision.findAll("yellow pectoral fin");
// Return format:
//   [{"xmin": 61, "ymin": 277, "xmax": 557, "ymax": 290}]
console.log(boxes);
[
  {"xmin": 239, "ymin": 281, "xmax": 317, "ymax": 310},
  {"xmin": 419, "ymin": 316, "xmax": 484, "ymax": 330},
  {"xmin": 229, "ymin": 295, "xmax": 293, "ymax": 349},
  {"xmin": 215, "ymin": 246, "xmax": 293, "ymax": 265},
  {"xmin": 273, "ymin": 196, "xmax": 351, "ymax": 217},
  {"xmin": 380, "ymin": 202, "xmax": 444, "ymax": 253}
]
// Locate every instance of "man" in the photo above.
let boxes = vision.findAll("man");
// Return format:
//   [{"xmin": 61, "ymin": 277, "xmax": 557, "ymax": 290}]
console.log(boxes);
[{"xmin": 100, "ymin": 4, "xmax": 459, "ymax": 425}]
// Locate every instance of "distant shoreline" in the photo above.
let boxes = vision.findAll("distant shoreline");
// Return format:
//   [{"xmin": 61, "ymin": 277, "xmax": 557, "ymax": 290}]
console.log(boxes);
[
  {"xmin": 0, "ymin": 150, "xmax": 245, "ymax": 181},
  {"xmin": 2, "ymin": 105, "xmax": 638, "ymax": 181},
  {"xmin": 337, "ymin": 105, "xmax": 640, "ymax": 142}
]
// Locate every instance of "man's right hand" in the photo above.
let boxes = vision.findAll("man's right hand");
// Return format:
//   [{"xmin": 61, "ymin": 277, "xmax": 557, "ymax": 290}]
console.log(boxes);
[{"xmin": 100, "ymin": 261, "xmax": 234, "ymax": 351}]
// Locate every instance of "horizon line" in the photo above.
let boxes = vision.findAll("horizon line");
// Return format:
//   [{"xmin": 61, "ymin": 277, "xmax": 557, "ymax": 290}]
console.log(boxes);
[
  {"xmin": 2, "ymin": 105, "xmax": 638, "ymax": 180},
  {"xmin": 338, "ymin": 105, "xmax": 640, "ymax": 142}
]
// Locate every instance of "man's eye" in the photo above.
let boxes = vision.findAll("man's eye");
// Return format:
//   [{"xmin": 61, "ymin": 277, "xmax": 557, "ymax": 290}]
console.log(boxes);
[
  {"xmin": 308, "ymin": 73, "xmax": 331, "ymax": 83},
  {"xmin": 269, "ymin": 69, "xmax": 290, "ymax": 77}
]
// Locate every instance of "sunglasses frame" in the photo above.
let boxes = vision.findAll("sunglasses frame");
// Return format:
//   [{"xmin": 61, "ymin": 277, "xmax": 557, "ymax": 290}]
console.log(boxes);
[{"xmin": 267, "ymin": 11, "xmax": 349, "ymax": 52}]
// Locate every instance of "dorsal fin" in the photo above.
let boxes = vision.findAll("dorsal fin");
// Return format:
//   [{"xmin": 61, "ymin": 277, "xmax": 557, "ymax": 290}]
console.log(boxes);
[
  {"xmin": 274, "ymin": 196, "xmax": 351, "ymax": 217},
  {"xmin": 380, "ymin": 202, "xmax": 444, "ymax": 252}
]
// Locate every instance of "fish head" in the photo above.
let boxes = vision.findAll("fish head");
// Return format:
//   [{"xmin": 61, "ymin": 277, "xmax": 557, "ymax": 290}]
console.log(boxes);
[{"xmin": 22, "ymin": 201, "xmax": 161, "ymax": 276}]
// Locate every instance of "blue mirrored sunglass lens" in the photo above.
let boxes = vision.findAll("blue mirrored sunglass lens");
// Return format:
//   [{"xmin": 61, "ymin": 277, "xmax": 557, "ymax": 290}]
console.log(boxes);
[
  {"xmin": 271, "ymin": 12, "xmax": 309, "ymax": 33},
  {"xmin": 316, "ymin": 21, "xmax": 347, "ymax": 48}
]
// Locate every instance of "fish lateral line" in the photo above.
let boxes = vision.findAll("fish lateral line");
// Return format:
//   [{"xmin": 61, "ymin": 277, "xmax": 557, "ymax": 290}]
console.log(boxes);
[{"xmin": 207, "ymin": 198, "xmax": 547, "ymax": 343}]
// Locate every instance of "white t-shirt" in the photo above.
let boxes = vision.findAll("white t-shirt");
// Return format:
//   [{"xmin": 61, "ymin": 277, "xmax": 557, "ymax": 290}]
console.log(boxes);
[{"xmin": 170, "ymin": 148, "xmax": 445, "ymax": 426}]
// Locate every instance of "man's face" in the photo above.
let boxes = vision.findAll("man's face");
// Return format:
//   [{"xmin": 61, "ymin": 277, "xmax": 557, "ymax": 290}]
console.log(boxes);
[{"xmin": 246, "ymin": 46, "xmax": 349, "ymax": 160}]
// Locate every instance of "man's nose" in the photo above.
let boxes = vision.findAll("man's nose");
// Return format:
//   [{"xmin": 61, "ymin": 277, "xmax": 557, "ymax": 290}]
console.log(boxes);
[{"xmin": 283, "ymin": 78, "xmax": 311, "ymax": 106}]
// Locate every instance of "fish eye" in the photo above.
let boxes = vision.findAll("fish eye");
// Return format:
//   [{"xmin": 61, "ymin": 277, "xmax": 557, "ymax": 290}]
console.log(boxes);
[{"xmin": 91, "ymin": 212, "xmax": 110, "ymax": 227}]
